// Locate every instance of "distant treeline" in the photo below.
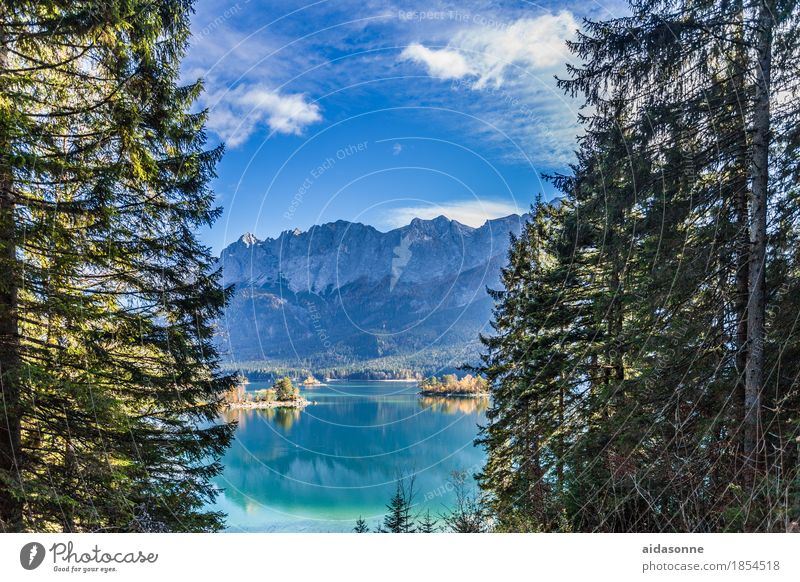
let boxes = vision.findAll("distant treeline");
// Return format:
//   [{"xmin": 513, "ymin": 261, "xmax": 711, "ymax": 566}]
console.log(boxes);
[{"xmin": 223, "ymin": 348, "xmax": 477, "ymax": 381}]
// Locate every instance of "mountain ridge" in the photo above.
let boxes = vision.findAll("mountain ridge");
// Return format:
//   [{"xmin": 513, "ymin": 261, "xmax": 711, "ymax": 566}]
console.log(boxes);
[{"xmin": 217, "ymin": 213, "xmax": 528, "ymax": 367}]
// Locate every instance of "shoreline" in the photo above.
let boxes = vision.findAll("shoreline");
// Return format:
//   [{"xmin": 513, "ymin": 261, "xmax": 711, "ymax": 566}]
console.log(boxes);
[
  {"xmin": 418, "ymin": 391, "xmax": 489, "ymax": 398},
  {"xmin": 227, "ymin": 398, "xmax": 312, "ymax": 410},
  {"xmin": 326, "ymin": 378, "xmax": 419, "ymax": 383}
]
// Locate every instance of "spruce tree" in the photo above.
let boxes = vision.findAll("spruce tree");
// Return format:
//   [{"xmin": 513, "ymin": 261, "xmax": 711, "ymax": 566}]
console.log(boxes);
[
  {"xmin": 417, "ymin": 509, "xmax": 437, "ymax": 533},
  {"xmin": 477, "ymin": 199, "xmax": 575, "ymax": 531},
  {"xmin": 0, "ymin": 0, "xmax": 234, "ymax": 532},
  {"xmin": 556, "ymin": 0, "xmax": 799, "ymax": 531},
  {"xmin": 479, "ymin": 0, "xmax": 800, "ymax": 532},
  {"xmin": 382, "ymin": 476, "xmax": 416, "ymax": 533}
]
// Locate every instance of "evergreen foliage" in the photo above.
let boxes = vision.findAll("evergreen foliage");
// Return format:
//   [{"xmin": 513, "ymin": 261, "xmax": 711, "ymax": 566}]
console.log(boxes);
[
  {"xmin": 0, "ymin": 0, "xmax": 234, "ymax": 532},
  {"xmin": 478, "ymin": 0, "xmax": 800, "ymax": 532},
  {"xmin": 381, "ymin": 475, "xmax": 417, "ymax": 533},
  {"xmin": 417, "ymin": 509, "xmax": 438, "ymax": 533}
]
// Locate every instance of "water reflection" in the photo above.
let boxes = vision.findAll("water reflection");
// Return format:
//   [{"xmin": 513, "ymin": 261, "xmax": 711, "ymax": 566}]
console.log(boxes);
[
  {"xmin": 418, "ymin": 395, "xmax": 489, "ymax": 415},
  {"xmin": 212, "ymin": 381, "xmax": 486, "ymax": 532},
  {"xmin": 223, "ymin": 407, "xmax": 303, "ymax": 431}
]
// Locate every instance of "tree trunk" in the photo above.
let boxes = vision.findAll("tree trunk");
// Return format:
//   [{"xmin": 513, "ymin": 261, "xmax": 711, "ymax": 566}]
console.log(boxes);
[
  {"xmin": 733, "ymin": 28, "xmax": 751, "ymax": 464},
  {"xmin": 744, "ymin": 0, "xmax": 774, "ymax": 482},
  {"xmin": 0, "ymin": 15, "xmax": 23, "ymax": 531},
  {"xmin": 557, "ymin": 378, "xmax": 565, "ymax": 495}
]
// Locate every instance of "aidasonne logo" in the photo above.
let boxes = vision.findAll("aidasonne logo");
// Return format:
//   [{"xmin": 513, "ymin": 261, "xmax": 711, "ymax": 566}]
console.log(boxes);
[{"xmin": 20, "ymin": 541, "xmax": 158, "ymax": 572}]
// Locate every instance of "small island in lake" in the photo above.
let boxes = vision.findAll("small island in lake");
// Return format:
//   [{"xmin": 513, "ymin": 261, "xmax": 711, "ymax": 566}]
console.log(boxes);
[
  {"xmin": 417, "ymin": 374, "xmax": 489, "ymax": 397},
  {"xmin": 302, "ymin": 374, "xmax": 323, "ymax": 386},
  {"xmin": 225, "ymin": 376, "xmax": 311, "ymax": 409}
]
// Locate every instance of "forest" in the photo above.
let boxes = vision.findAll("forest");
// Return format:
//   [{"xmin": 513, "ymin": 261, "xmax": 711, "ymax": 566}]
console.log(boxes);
[
  {"xmin": 0, "ymin": 1, "xmax": 235, "ymax": 532},
  {"xmin": 1, "ymin": 0, "xmax": 799, "ymax": 534},
  {"xmin": 477, "ymin": 0, "xmax": 800, "ymax": 532}
]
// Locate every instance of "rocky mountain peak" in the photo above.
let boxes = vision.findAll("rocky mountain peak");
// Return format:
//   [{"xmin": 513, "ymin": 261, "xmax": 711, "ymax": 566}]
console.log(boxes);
[
  {"xmin": 218, "ymin": 213, "xmax": 528, "ymax": 364},
  {"xmin": 239, "ymin": 232, "xmax": 259, "ymax": 247}
]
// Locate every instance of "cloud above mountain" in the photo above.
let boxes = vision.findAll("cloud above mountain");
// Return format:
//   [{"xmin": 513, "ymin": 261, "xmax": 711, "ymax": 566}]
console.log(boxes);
[
  {"xmin": 206, "ymin": 84, "xmax": 322, "ymax": 147},
  {"xmin": 399, "ymin": 11, "xmax": 578, "ymax": 88},
  {"xmin": 394, "ymin": 10, "xmax": 582, "ymax": 166},
  {"xmin": 383, "ymin": 200, "xmax": 521, "ymax": 229}
]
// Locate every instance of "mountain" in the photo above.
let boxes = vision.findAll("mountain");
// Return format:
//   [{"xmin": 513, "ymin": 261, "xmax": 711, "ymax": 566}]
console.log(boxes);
[{"xmin": 217, "ymin": 214, "xmax": 527, "ymax": 368}]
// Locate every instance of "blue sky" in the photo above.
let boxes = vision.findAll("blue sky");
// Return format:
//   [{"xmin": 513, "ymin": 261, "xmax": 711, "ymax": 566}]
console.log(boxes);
[{"xmin": 184, "ymin": 0, "xmax": 627, "ymax": 252}]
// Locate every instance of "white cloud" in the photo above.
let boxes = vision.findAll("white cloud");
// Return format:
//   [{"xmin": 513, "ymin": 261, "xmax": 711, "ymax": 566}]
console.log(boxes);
[
  {"xmin": 384, "ymin": 200, "xmax": 521, "ymax": 229},
  {"xmin": 400, "ymin": 43, "xmax": 473, "ymax": 80},
  {"xmin": 392, "ymin": 143, "xmax": 404, "ymax": 156},
  {"xmin": 400, "ymin": 11, "xmax": 578, "ymax": 88},
  {"xmin": 206, "ymin": 85, "xmax": 322, "ymax": 147},
  {"xmin": 462, "ymin": 11, "xmax": 578, "ymax": 88},
  {"xmin": 394, "ymin": 10, "xmax": 581, "ymax": 166}
]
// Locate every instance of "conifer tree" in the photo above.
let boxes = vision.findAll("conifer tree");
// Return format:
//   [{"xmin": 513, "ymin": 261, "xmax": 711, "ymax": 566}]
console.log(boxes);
[
  {"xmin": 382, "ymin": 475, "xmax": 416, "ymax": 533},
  {"xmin": 479, "ymin": 0, "xmax": 800, "ymax": 532},
  {"xmin": 353, "ymin": 516, "xmax": 369, "ymax": 533},
  {"xmin": 417, "ymin": 509, "xmax": 437, "ymax": 533},
  {"xmin": 0, "ymin": 0, "xmax": 235, "ymax": 532},
  {"xmin": 477, "ymin": 199, "xmax": 574, "ymax": 531}
]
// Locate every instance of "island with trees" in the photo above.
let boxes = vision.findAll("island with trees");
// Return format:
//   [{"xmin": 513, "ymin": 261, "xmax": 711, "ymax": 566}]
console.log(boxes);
[
  {"xmin": 417, "ymin": 374, "xmax": 489, "ymax": 397},
  {"xmin": 224, "ymin": 377, "xmax": 311, "ymax": 410}
]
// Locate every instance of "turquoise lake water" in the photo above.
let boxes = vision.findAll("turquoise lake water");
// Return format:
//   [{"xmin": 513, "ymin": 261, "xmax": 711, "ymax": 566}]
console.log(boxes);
[{"xmin": 211, "ymin": 380, "xmax": 487, "ymax": 532}]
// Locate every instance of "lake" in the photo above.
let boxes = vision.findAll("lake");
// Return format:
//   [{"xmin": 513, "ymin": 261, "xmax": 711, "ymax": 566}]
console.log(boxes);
[{"xmin": 211, "ymin": 380, "xmax": 487, "ymax": 532}]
